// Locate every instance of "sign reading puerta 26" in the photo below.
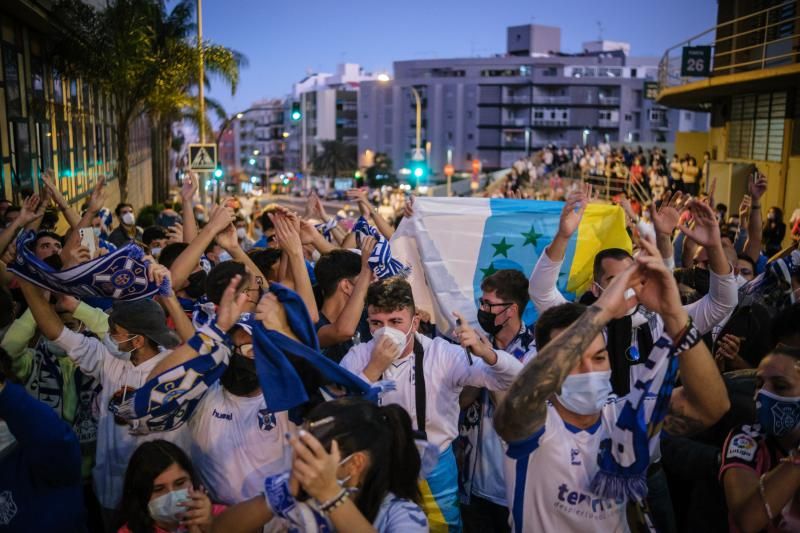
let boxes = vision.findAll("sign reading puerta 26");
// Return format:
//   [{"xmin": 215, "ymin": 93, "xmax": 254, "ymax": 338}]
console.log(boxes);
[{"xmin": 681, "ymin": 46, "xmax": 712, "ymax": 77}]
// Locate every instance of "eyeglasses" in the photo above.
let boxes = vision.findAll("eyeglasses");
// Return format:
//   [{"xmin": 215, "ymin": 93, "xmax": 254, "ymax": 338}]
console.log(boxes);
[
  {"xmin": 479, "ymin": 299, "xmax": 513, "ymax": 311},
  {"xmin": 234, "ymin": 343, "xmax": 253, "ymax": 357}
]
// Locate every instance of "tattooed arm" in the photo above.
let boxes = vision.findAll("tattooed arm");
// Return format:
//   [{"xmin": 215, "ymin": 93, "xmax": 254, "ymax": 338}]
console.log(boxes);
[{"xmin": 494, "ymin": 305, "xmax": 608, "ymax": 442}]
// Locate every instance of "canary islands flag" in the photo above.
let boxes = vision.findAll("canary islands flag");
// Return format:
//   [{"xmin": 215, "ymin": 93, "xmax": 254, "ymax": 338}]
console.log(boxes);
[{"xmin": 391, "ymin": 197, "xmax": 631, "ymax": 333}]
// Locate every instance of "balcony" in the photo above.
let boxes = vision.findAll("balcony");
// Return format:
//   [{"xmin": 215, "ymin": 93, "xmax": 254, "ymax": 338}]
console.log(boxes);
[
  {"xmin": 502, "ymin": 117, "xmax": 528, "ymax": 127},
  {"xmin": 532, "ymin": 95, "xmax": 571, "ymax": 105},
  {"xmin": 597, "ymin": 96, "xmax": 620, "ymax": 106},
  {"xmin": 598, "ymin": 119, "xmax": 620, "ymax": 128},
  {"xmin": 531, "ymin": 118, "xmax": 569, "ymax": 127},
  {"xmin": 657, "ymin": 1, "xmax": 800, "ymax": 107},
  {"xmin": 503, "ymin": 94, "xmax": 531, "ymax": 104}
]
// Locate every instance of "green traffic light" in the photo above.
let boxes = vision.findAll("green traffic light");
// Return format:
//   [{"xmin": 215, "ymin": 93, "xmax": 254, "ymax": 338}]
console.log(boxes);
[
  {"xmin": 249, "ymin": 158, "xmax": 256, "ymax": 165},
  {"xmin": 291, "ymin": 111, "xmax": 301, "ymax": 121},
  {"xmin": 213, "ymin": 168, "xmax": 223, "ymax": 179},
  {"xmin": 413, "ymin": 167, "xmax": 424, "ymax": 178}
]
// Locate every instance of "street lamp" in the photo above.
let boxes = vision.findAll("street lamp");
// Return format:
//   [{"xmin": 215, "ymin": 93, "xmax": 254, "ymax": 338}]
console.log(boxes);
[{"xmin": 253, "ymin": 149, "xmax": 260, "ymax": 155}]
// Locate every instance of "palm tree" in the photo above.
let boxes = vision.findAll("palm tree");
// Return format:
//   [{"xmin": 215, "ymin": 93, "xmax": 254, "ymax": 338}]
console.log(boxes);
[
  {"xmin": 51, "ymin": 0, "xmax": 244, "ymax": 204},
  {"xmin": 145, "ymin": 0, "xmax": 244, "ymax": 203},
  {"xmin": 312, "ymin": 140, "xmax": 357, "ymax": 179}
]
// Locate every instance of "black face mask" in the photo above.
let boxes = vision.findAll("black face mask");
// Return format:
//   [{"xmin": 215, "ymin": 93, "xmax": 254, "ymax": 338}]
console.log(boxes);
[
  {"xmin": 691, "ymin": 266, "xmax": 711, "ymax": 296},
  {"xmin": 477, "ymin": 309, "xmax": 504, "ymax": 336},
  {"xmin": 220, "ymin": 353, "xmax": 259, "ymax": 396},
  {"xmin": 184, "ymin": 270, "xmax": 207, "ymax": 299}
]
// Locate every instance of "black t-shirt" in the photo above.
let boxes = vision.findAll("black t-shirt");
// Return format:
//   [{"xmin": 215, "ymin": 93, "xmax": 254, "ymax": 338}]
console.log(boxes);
[{"xmin": 314, "ymin": 312, "xmax": 372, "ymax": 363}]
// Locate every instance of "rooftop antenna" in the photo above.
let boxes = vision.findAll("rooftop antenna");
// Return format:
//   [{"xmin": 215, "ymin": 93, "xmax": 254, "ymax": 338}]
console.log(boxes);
[{"xmin": 596, "ymin": 20, "xmax": 604, "ymax": 41}]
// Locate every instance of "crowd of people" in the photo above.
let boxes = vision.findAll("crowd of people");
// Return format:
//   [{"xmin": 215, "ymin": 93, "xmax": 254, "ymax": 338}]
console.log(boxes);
[{"xmin": 0, "ymin": 163, "xmax": 799, "ymax": 533}]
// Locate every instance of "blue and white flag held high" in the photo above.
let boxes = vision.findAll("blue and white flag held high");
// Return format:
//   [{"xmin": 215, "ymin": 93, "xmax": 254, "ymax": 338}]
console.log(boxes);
[
  {"xmin": 352, "ymin": 216, "xmax": 410, "ymax": 279},
  {"xmin": 9, "ymin": 229, "xmax": 167, "ymax": 300},
  {"xmin": 390, "ymin": 197, "xmax": 630, "ymax": 335}
]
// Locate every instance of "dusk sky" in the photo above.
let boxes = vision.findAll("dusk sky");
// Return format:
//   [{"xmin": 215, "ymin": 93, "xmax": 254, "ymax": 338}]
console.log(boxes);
[{"xmin": 201, "ymin": 0, "xmax": 718, "ymax": 122}]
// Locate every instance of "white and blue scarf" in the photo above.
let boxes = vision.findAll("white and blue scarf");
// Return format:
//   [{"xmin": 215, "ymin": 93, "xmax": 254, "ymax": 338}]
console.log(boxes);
[
  {"xmin": 590, "ymin": 334, "xmax": 683, "ymax": 504},
  {"xmin": 9, "ymin": 229, "xmax": 168, "ymax": 300},
  {"xmin": 352, "ymin": 216, "xmax": 410, "ymax": 279}
]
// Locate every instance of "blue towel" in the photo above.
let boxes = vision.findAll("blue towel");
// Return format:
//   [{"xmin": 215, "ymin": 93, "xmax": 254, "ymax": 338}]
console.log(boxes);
[
  {"xmin": 8, "ymin": 229, "xmax": 167, "ymax": 300},
  {"xmin": 251, "ymin": 282, "xmax": 380, "ymax": 423},
  {"xmin": 352, "ymin": 216, "xmax": 409, "ymax": 279}
]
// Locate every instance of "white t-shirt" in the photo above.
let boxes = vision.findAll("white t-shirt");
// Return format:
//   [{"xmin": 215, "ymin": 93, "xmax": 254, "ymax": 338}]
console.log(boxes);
[
  {"xmin": 340, "ymin": 334, "xmax": 522, "ymax": 451},
  {"xmin": 373, "ymin": 493, "xmax": 428, "ymax": 532},
  {"xmin": 55, "ymin": 329, "xmax": 191, "ymax": 509},
  {"xmin": 189, "ymin": 382, "xmax": 293, "ymax": 504},
  {"xmin": 503, "ymin": 399, "xmax": 658, "ymax": 533}
]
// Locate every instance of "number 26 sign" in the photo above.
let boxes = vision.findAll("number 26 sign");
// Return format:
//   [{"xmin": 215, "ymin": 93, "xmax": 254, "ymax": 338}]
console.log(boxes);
[{"xmin": 681, "ymin": 46, "xmax": 712, "ymax": 77}]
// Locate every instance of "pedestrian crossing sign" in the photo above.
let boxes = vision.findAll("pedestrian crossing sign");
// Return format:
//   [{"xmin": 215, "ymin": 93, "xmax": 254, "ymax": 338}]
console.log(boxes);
[{"xmin": 188, "ymin": 144, "xmax": 218, "ymax": 170}]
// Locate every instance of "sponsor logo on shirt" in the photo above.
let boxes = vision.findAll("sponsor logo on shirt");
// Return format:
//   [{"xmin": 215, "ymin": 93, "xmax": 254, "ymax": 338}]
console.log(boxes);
[
  {"xmin": 726, "ymin": 434, "xmax": 757, "ymax": 461},
  {"xmin": 212, "ymin": 409, "xmax": 233, "ymax": 421},
  {"xmin": 570, "ymin": 449, "xmax": 581, "ymax": 465},
  {"xmin": 555, "ymin": 483, "xmax": 624, "ymax": 520},
  {"xmin": 258, "ymin": 409, "xmax": 276, "ymax": 431}
]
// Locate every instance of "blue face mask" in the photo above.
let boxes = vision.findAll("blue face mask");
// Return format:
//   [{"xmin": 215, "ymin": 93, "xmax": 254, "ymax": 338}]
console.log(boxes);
[
  {"xmin": 556, "ymin": 370, "xmax": 613, "ymax": 415},
  {"xmin": 756, "ymin": 388, "xmax": 800, "ymax": 437}
]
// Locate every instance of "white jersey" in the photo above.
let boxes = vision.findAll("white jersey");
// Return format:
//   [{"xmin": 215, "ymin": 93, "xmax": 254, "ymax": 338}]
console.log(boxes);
[
  {"xmin": 188, "ymin": 382, "xmax": 293, "ymax": 504},
  {"xmin": 504, "ymin": 399, "xmax": 660, "ymax": 533},
  {"xmin": 55, "ymin": 328, "xmax": 190, "ymax": 509},
  {"xmin": 340, "ymin": 333, "xmax": 522, "ymax": 451}
]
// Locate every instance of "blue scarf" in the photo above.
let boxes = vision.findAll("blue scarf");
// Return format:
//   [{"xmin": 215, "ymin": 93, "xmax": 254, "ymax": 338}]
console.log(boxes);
[
  {"xmin": 314, "ymin": 216, "xmax": 341, "ymax": 243},
  {"xmin": 352, "ymin": 216, "xmax": 410, "ymax": 279},
  {"xmin": 589, "ymin": 336, "xmax": 681, "ymax": 503},
  {"xmin": 9, "ymin": 229, "xmax": 168, "ymax": 300},
  {"xmin": 251, "ymin": 282, "xmax": 381, "ymax": 423}
]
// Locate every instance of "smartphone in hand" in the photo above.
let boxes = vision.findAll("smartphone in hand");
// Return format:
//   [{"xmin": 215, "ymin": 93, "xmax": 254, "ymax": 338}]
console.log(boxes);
[{"xmin": 78, "ymin": 228, "xmax": 97, "ymax": 259}]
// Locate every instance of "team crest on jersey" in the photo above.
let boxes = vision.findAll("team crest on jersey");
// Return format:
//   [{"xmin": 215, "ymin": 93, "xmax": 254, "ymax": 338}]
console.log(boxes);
[
  {"xmin": 258, "ymin": 409, "xmax": 276, "ymax": 431},
  {"xmin": 727, "ymin": 434, "xmax": 757, "ymax": 461},
  {"xmin": 570, "ymin": 448, "xmax": 581, "ymax": 465},
  {"xmin": 0, "ymin": 491, "xmax": 17, "ymax": 525}
]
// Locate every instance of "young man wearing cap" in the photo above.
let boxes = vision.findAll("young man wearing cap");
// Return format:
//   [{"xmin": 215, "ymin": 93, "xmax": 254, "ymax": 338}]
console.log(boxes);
[{"xmin": 18, "ymin": 264, "xmax": 187, "ymax": 529}]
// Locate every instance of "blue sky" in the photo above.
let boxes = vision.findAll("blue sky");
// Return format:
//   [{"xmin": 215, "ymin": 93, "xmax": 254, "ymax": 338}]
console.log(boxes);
[{"xmin": 201, "ymin": 0, "xmax": 717, "ymax": 120}]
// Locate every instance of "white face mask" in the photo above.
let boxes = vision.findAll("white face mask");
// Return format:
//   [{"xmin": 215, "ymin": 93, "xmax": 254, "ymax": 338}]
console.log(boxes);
[
  {"xmin": 735, "ymin": 274, "xmax": 749, "ymax": 288},
  {"xmin": 150, "ymin": 247, "xmax": 162, "ymax": 258},
  {"xmin": 373, "ymin": 321, "xmax": 415, "ymax": 360},
  {"xmin": 92, "ymin": 227, "xmax": 102, "ymax": 238},
  {"xmin": 102, "ymin": 333, "xmax": 139, "ymax": 361},
  {"xmin": 556, "ymin": 370, "xmax": 613, "ymax": 415},
  {"xmin": 236, "ymin": 227, "xmax": 247, "ymax": 240},
  {"xmin": 0, "ymin": 421, "xmax": 16, "ymax": 455},
  {"xmin": 310, "ymin": 249, "xmax": 322, "ymax": 263},
  {"xmin": 217, "ymin": 251, "xmax": 233, "ymax": 263},
  {"xmin": 148, "ymin": 488, "xmax": 190, "ymax": 525},
  {"xmin": 121, "ymin": 212, "xmax": 135, "ymax": 226},
  {"xmin": 253, "ymin": 227, "xmax": 264, "ymax": 241}
]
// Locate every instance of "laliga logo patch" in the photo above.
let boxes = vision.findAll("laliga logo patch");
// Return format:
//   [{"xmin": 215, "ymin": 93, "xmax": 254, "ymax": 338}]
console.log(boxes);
[{"xmin": 726, "ymin": 434, "xmax": 757, "ymax": 461}]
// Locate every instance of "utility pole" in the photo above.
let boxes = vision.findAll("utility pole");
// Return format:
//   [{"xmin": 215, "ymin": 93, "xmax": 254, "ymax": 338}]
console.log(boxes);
[
  {"xmin": 301, "ymin": 92, "xmax": 308, "ymax": 192},
  {"xmin": 196, "ymin": 0, "xmax": 207, "ymax": 204}
]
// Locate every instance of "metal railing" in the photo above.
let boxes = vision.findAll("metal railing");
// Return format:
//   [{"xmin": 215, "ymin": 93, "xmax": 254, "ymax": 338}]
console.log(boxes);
[{"xmin": 658, "ymin": 0, "xmax": 800, "ymax": 92}]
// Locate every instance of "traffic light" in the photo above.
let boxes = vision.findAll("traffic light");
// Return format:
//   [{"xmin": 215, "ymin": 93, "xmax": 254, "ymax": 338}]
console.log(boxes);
[
  {"xmin": 409, "ymin": 160, "xmax": 428, "ymax": 186},
  {"xmin": 249, "ymin": 158, "xmax": 256, "ymax": 165},
  {"xmin": 213, "ymin": 167, "xmax": 223, "ymax": 180},
  {"xmin": 290, "ymin": 102, "xmax": 302, "ymax": 121}
]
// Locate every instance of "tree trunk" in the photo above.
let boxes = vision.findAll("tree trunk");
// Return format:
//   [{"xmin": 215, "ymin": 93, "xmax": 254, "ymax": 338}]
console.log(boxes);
[
  {"xmin": 161, "ymin": 122, "xmax": 173, "ymax": 204},
  {"xmin": 116, "ymin": 114, "xmax": 130, "ymax": 204}
]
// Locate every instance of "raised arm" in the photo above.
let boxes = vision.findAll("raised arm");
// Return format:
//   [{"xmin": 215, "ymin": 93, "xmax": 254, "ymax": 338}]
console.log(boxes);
[
  {"xmin": 348, "ymin": 188, "xmax": 395, "ymax": 240},
  {"xmin": 743, "ymin": 172, "xmax": 767, "ymax": 262},
  {"xmin": 496, "ymin": 262, "xmax": 638, "ymax": 442},
  {"xmin": 0, "ymin": 195, "xmax": 44, "ymax": 256},
  {"xmin": 180, "ymin": 172, "xmax": 199, "ymax": 242},
  {"xmin": 317, "ymin": 237, "xmax": 376, "ymax": 347},
  {"xmin": 17, "ymin": 278, "xmax": 65, "ymax": 341},
  {"xmin": 650, "ymin": 191, "xmax": 683, "ymax": 263},
  {"xmin": 271, "ymin": 212, "xmax": 318, "ymax": 323},
  {"xmin": 170, "ymin": 205, "xmax": 232, "ymax": 289},
  {"xmin": 42, "ymin": 169, "xmax": 81, "ymax": 229}
]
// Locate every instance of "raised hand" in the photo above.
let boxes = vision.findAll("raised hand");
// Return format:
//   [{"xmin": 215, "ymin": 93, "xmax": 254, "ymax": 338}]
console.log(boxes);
[
  {"xmin": 453, "ymin": 310, "xmax": 496, "ymax": 364},
  {"xmin": 715, "ymin": 334, "xmax": 743, "ymax": 363},
  {"xmin": 147, "ymin": 262, "xmax": 172, "ymax": 292},
  {"xmin": 557, "ymin": 184, "xmax": 591, "ymax": 239},
  {"xmin": 748, "ymin": 171, "xmax": 767, "ymax": 202},
  {"xmin": 214, "ymin": 222, "xmax": 239, "ymax": 251},
  {"xmin": 738, "ymin": 194, "xmax": 752, "ymax": 221},
  {"xmin": 679, "ymin": 200, "xmax": 722, "ymax": 249},
  {"xmin": 650, "ymin": 191, "xmax": 684, "ymax": 236},
  {"xmin": 255, "ymin": 291, "xmax": 296, "ymax": 340},
  {"xmin": 166, "ymin": 222, "xmax": 183, "ymax": 244},
  {"xmin": 403, "ymin": 195, "xmax": 415, "ymax": 219},
  {"xmin": 359, "ymin": 235, "xmax": 377, "ymax": 271},
  {"xmin": 18, "ymin": 195, "xmax": 44, "ymax": 226},
  {"xmin": 631, "ymin": 237, "xmax": 683, "ymax": 320},
  {"xmin": 179, "ymin": 487, "xmax": 213, "ymax": 532},
  {"xmin": 290, "ymin": 431, "xmax": 342, "ymax": 503},
  {"xmin": 208, "ymin": 204, "xmax": 234, "ymax": 233},
  {"xmin": 62, "ymin": 245, "xmax": 92, "ymax": 269},
  {"xmin": 87, "ymin": 176, "xmax": 107, "ymax": 213},
  {"xmin": 270, "ymin": 213, "xmax": 302, "ymax": 255},
  {"xmin": 181, "ymin": 172, "xmax": 198, "ymax": 200},
  {"xmin": 593, "ymin": 261, "xmax": 641, "ymax": 323},
  {"xmin": 299, "ymin": 219, "xmax": 322, "ymax": 245},
  {"xmin": 215, "ymin": 274, "xmax": 249, "ymax": 332}
]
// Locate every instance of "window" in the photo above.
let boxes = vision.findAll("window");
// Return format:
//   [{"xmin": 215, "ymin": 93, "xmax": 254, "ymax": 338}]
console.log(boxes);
[
  {"xmin": 648, "ymin": 110, "xmax": 666, "ymax": 122},
  {"xmin": 624, "ymin": 114, "xmax": 632, "ymax": 121},
  {"xmin": 631, "ymin": 68, "xmax": 637, "ymax": 77},
  {"xmin": 728, "ymin": 92, "xmax": 786, "ymax": 161},
  {"xmin": 3, "ymin": 45, "xmax": 21, "ymax": 118},
  {"xmin": 467, "ymin": 133, "xmax": 474, "ymax": 140},
  {"xmin": 480, "ymin": 69, "xmax": 521, "ymax": 77},
  {"xmin": 520, "ymin": 65, "xmax": 532, "ymax": 76},
  {"xmin": 542, "ymin": 66, "xmax": 557, "ymax": 77}
]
